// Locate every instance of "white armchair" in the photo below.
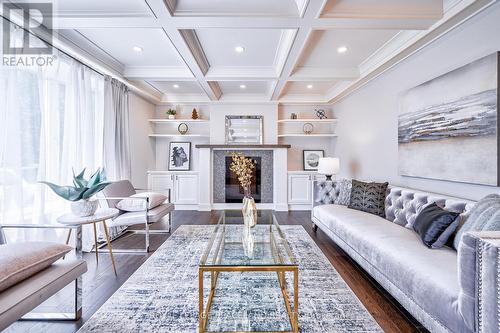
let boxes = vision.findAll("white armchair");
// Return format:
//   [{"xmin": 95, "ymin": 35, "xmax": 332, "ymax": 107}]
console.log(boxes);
[{"xmin": 99, "ymin": 180, "xmax": 174, "ymax": 253}]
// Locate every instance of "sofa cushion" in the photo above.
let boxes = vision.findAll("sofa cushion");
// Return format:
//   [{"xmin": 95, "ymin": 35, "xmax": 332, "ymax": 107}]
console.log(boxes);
[
  {"xmin": 413, "ymin": 203, "xmax": 460, "ymax": 248},
  {"xmin": 116, "ymin": 192, "xmax": 167, "ymax": 212},
  {"xmin": 453, "ymin": 194, "xmax": 500, "ymax": 250},
  {"xmin": 348, "ymin": 180, "xmax": 388, "ymax": 217},
  {"xmin": 313, "ymin": 204, "xmax": 467, "ymax": 333},
  {"xmin": 0, "ymin": 242, "xmax": 72, "ymax": 292},
  {"xmin": 0, "ymin": 259, "xmax": 87, "ymax": 331}
]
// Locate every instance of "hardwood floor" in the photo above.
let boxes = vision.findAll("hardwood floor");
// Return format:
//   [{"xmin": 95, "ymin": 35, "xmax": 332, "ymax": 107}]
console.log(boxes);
[{"xmin": 6, "ymin": 210, "xmax": 427, "ymax": 333}]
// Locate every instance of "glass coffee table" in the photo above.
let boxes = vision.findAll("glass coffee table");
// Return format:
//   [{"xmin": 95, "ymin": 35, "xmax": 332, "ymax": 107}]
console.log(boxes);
[{"xmin": 199, "ymin": 210, "xmax": 299, "ymax": 333}]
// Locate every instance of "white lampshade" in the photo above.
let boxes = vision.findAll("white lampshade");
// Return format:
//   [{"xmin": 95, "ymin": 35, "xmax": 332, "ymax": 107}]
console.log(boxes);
[{"xmin": 317, "ymin": 157, "xmax": 340, "ymax": 175}]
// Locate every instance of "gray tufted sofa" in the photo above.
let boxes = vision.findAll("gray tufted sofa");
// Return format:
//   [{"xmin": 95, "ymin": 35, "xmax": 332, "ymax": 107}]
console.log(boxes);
[{"xmin": 312, "ymin": 184, "xmax": 500, "ymax": 333}]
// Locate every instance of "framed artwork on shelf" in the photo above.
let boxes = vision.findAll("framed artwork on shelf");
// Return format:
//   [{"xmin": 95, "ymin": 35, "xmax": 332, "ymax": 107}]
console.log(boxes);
[
  {"xmin": 303, "ymin": 150, "xmax": 324, "ymax": 171},
  {"xmin": 168, "ymin": 142, "xmax": 191, "ymax": 171}
]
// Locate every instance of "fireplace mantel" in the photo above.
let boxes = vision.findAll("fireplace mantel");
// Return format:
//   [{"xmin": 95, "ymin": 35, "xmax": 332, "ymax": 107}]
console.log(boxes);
[{"xmin": 195, "ymin": 144, "xmax": 290, "ymax": 149}]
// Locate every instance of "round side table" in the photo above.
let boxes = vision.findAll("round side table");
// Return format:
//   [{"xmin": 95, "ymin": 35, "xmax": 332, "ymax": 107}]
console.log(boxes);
[{"xmin": 57, "ymin": 208, "xmax": 119, "ymax": 275}]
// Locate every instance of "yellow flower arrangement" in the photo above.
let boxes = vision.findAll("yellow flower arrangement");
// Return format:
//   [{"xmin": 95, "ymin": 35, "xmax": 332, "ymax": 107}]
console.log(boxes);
[{"xmin": 229, "ymin": 152, "xmax": 256, "ymax": 190}]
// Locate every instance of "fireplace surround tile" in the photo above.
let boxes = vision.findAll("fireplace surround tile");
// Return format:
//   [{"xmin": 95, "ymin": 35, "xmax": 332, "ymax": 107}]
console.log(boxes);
[{"xmin": 213, "ymin": 150, "xmax": 274, "ymax": 203}]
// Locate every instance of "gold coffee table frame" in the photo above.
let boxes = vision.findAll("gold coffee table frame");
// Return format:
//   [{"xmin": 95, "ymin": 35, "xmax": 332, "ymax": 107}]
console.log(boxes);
[{"xmin": 199, "ymin": 211, "xmax": 299, "ymax": 333}]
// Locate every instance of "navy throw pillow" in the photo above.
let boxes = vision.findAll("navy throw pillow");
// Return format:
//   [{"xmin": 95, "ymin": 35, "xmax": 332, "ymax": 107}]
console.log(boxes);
[{"xmin": 413, "ymin": 203, "xmax": 460, "ymax": 248}]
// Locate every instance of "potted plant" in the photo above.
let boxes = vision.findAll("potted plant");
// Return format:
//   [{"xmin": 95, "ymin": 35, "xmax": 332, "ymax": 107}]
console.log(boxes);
[
  {"xmin": 40, "ymin": 168, "xmax": 110, "ymax": 217},
  {"xmin": 166, "ymin": 108, "xmax": 177, "ymax": 119}
]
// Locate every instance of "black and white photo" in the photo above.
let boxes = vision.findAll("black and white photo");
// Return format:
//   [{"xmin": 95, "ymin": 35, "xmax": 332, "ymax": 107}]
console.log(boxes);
[
  {"xmin": 303, "ymin": 150, "xmax": 324, "ymax": 171},
  {"xmin": 169, "ymin": 142, "xmax": 191, "ymax": 171}
]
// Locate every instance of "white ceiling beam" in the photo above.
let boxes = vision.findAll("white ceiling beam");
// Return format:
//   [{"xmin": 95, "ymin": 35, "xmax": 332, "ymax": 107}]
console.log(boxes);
[
  {"xmin": 290, "ymin": 67, "xmax": 360, "ymax": 81},
  {"xmin": 144, "ymin": 0, "xmax": 221, "ymax": 101},
  {"xmin": 269, "ymin": 0, "xmax": 330, "ymax": 100},
  {"xmin": 205, "ymin": 67, "xmax": 278, "ymax": 80},
  {"xmin": 51, "ymin": 16, "xmax": 438, "ymax": 30},
  {"xmin": 123, "ymin": 66, "xmax": 194, "ymax": 80}
]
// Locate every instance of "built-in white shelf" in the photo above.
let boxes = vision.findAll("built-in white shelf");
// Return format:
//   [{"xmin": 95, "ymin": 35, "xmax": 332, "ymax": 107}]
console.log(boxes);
[
  {"xmin": 277, "ymin": 119, "xmax": 337, "ymax": 123},
  {"xmin": 149, "ymin": 134, "xmax": 209, "ymax": 138},
  {"xmin": 278, "ymin": 134, "xmax": 338, "ymax": 138},
  {"xmin": 149, "ymin": 119, "xmax": 209, "ymax": 123}
]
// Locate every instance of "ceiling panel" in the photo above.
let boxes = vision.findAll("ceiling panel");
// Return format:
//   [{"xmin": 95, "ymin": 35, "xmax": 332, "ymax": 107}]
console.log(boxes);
[
  {"xmin": 148, "ymin": 81, "xmax": 204, "ymax": 94},
  {"xmin": 174, "ymin": 0, "xmax": 300, "ymax": 17},
  {"xmin": 51, "ymin": 0, "xmax": 152, "ymax": 16},
  {"xmin": 297, "ymin": 29, "xmax": 400, "ymax": 68},
  {"xmin": 195, "ymin": 29, "xmax": 284, "ymax": 67},
  {"xmin": 75, "ymin": 28, "xmax": 186, "ymax": 67},
  {"xmin": 321, "ymin": 0, "xmax": 442, "ymax": 18},
  {"xmin": 282, "ymin": 81, "xmax": 338, "ymax": 95},
  {"xmin": 217, "ymin": 81, "xmax": 271, "ymax": 94}
]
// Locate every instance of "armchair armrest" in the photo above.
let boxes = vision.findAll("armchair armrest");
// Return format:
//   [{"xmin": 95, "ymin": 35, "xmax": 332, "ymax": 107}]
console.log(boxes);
[{"xmin": 457, "ymin": 231, "xmax": 500, "ymax": 333}]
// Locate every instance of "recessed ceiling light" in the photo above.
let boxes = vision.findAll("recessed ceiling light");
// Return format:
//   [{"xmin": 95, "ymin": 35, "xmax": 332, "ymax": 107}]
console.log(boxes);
[
  {"xmin": 307, "ymin": 84, "xmax": 313, "ymax": 89},
  {"xmin": 235, "ymin": 46, "xmax": 245, "ymax": 53},
  {"xmin": 337, "ymin": 46, "xmax": 348, "ymax": 54},
  {"xmin": 173, "ymin": 84, "xmax": 179, "ymax": 89},
  {"xmin": 240, "ymin": 84, "xmax": 246, "ymax": 89},
  {"xmin": 133, "ymin": 46, "xmax": 143, "ymax": 52}
]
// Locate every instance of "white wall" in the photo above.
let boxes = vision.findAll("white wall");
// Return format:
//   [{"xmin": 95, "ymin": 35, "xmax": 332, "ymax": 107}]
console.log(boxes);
[
  {"xmin": 333, "ymin": 2, "xmax": 500, "ymax": 200},
  {"xmin": 129, "ymin": 93, "xmax": 156, "ymax": 188}
]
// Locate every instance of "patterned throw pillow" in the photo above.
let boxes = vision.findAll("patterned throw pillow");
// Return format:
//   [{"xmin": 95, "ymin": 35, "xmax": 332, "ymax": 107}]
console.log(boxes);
[
  {"xmin": 334, "ymin": 178, "xmax": 352, "ymax": 206},
  {"xmin": 348, "ymin": 180, "xmax": 389, "ymax": 217}
]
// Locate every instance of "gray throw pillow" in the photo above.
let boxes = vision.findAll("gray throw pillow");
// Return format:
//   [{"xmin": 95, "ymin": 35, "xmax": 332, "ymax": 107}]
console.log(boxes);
[
  {"xmin": 453, "ymin": 194, "xmax": 500, "ymax": 250},
  {"xmin": 334, "ymin": 178, "xmax": 352, "ymax": 206},
  {"xmin": 348, "ymin": 180, "xmax": 389, "ymax": 218}
]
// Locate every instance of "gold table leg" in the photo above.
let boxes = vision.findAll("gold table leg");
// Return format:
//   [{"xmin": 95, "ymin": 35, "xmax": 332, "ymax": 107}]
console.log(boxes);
[
  {"xmin": 102, "ymin": 220, "xmax": 117, "ymax": 276},
  {"xmin": 63, "ymin": 228, "xmax": 72, "ymax": 260},
  {"xmin": 293, "ymin": 268, "xmax": 299, "ymax": 333},
  {"xmin": 199, "ymin": 268, "xmax": 204, "ymax": 333},
  {"xmin": 93, "ymin": 222, "xmax": 99, "ymax": 264}
]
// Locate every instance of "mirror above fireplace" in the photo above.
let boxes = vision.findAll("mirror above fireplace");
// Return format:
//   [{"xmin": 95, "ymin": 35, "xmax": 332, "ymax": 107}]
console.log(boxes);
[{"xmin": 225, "ymin": 115, "xmax": 263, "ymax": 144}]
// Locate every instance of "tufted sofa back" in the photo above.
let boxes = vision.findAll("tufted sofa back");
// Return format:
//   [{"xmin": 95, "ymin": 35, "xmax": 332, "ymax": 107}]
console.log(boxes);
[{"xmin": 385, "ymin": 186, "xmax": 476, "ymax": 227}]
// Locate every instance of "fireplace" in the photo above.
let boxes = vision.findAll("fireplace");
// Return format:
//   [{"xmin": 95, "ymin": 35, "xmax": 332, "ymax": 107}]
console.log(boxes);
[{"xmin": 225, "ymin": 156, "xmax": 261, "ymax": 203}]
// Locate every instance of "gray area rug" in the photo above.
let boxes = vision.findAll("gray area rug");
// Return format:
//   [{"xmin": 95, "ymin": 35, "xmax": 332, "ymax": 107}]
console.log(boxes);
[{"xmin": 78, "ymin": 225, "xmax": 382, "ymax": 332}]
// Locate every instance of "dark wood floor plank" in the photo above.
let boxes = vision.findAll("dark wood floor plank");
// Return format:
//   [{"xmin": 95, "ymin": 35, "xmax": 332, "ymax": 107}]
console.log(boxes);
[{"xmin": 6, "ymin": 210, "xmax": 424, "ymax": 333}]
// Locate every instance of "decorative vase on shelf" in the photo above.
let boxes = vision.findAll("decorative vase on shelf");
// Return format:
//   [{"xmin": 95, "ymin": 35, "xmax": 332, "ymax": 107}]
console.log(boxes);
[
  {"xmin": 168, "ymin": 115, "xmax": 175, "ymax": 119},
  {"xmin": 71, "ymin": 199, "xmax": 98, "ymax": 217}
]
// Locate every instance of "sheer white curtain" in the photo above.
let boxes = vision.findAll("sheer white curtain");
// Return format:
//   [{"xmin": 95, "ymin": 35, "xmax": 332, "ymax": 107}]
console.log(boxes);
[
  {"xmin": 103, "ymin": 75, "xmax": 131, "ymax": 181},
  {"xmin": 0, "ymin": 20, "xmax": 105, "ymax": 243}
]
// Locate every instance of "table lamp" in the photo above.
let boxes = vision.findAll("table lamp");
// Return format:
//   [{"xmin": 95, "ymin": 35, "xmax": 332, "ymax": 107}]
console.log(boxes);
[{"xmin": 317, "ymin": 157, "xmax": 340, "ymax": 181}]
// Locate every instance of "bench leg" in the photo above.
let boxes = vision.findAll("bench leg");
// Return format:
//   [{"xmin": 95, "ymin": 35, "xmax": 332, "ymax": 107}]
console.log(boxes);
[
  {"xmin": 20, "ymin": 277, "xmax": 82, "ymax": 321},
  {"xmin": 312, "ymin": 222, "xmax": 318, "ymax": 232}
]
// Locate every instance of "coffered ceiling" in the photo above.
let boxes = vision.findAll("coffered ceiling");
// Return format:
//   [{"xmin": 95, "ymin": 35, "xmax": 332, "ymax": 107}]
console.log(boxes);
[{"xmin": 22, "ymin": 0, "xmax": 497, "ymax": 104}]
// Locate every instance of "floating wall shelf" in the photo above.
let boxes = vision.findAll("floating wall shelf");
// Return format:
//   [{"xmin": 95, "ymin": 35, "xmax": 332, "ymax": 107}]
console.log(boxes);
[
  {"xmin": 149, "ymin": 134, "xmax": 209, "ymax": 138},
  {"xmin": 277, "ymin": 119, "xmax": 337, "ymax": 123},
  {"xmin": 278, "ymin": 134, "xmax": 338, "ymax": 138},
  {"xmin": 148, "ymin": 119, "xmax": 210, "ymax": 123}
]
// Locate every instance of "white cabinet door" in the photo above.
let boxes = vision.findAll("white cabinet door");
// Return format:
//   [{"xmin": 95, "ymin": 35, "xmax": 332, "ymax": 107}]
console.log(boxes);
[
  {"xmin": 148, "ymin": 174, "xmax": 174, "ymax": 198},
  {"xmin": 173, "ymin": 174, "xmax": 198, "ymax": 205},
  {"xmin": 288, "ymin": 174, "xmax": 312, "ymax": 204}
]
